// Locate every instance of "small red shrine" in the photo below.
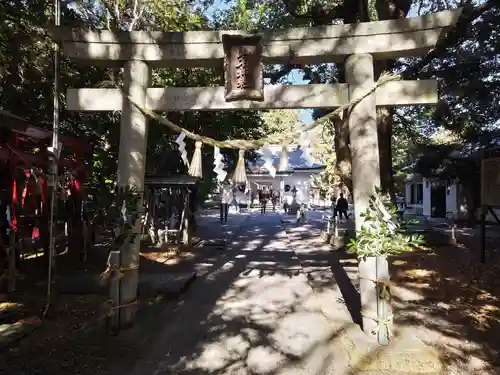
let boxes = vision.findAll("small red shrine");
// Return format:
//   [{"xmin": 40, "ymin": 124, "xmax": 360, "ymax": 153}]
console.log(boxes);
[{"xmin": 0, "ymin": 110, "xmax": 92, "ymax": 288}]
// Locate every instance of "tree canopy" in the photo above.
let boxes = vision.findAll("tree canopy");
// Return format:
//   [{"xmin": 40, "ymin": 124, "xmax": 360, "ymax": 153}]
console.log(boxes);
[{"xmin": 0, "ymin": 0, "xmax": 498, "ymax": 211}]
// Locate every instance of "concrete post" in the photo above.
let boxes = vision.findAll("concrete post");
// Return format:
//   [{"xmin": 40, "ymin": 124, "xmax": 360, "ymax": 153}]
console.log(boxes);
[
  {"xmin": 346, "ymin": 54, "xmax": 385, "ymax": 341},
  {"xmin": 279, "ymin": 177, "xmax": 285, "ymax": 207},
  {"xmin": 117, "ymin": 59, "xmax": 150, "ymax": 328}
]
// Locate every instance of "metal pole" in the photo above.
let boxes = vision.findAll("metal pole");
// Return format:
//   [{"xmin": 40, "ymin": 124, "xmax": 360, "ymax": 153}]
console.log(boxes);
[
  {"xmin": 43, "ymin": 0, "xmax": 61, "ymax": 318},
  {"xmin": 480, "ymin": 206, "xmax": 486, "ymax": 263}
]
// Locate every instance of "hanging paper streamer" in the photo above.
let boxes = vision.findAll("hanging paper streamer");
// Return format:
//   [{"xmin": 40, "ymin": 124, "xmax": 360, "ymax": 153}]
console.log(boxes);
[
  {"xmin": 213, "ymin": 146, "xmax": 227, "ymax": 182},
  {"xmin": 188, "ymin": 141, "xmax": 203, "ymax": 177},
  {"xmin": 121, "ymin": 200, "xmax": 127, "ymax": 222},
  {"xmin": 278, "ymin": 146, "xmax": 289, "ymax": 172},
  {"xmin": 258, "ymin": 146, "xmax": 276, "ymax": 178},
  {"xmin": 175, "ymin": 132, "xmax": 189, "ymax": 166},
  {"xmin": 232, "ymin": 149, "xmax": 247, "ymax": 184},
  {"xmin": 299, "ymin": 131, "xmax": 314, "ymax": 167}
]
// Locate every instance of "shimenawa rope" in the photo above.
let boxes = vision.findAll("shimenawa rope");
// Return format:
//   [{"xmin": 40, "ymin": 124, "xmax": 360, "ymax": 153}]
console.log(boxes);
[{"xmin": 122, "ymin": 72, "xmax": 400, "ymax": 150}]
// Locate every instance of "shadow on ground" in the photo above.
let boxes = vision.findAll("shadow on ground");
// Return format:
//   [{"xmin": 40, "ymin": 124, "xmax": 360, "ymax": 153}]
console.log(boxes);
[
  {"xmin": 290, "ymin": 218, "xmax": 500, "ymax": 374},
  {"xmin": 2, "ymin": 211, "xmax": 500, "ymax": 375}
]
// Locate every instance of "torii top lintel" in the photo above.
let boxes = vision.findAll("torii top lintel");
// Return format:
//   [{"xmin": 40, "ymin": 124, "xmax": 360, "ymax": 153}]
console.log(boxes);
[{"xmin": 51, "ymin": 9, "xmax": 462, "ymax": 68}]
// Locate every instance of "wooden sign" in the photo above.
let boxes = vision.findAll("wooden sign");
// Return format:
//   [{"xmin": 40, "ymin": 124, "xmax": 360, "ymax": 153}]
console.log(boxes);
[
  {"xmin": 222, "ymin": 33, "xmax": 263, "ymax": 102},
  {"xmin": 481, "ymin": 157, "xmax": 500, "ymax": 207}
]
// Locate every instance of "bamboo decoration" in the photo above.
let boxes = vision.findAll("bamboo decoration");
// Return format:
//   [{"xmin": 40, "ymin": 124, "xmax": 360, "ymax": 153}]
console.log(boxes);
[
  {"xmin": 188, "ymin": 141, "xmax": 203, "ymax": 177},
  {"xmin": 278, "ymin": 146, "xmax": 289, "ymax": 172},
  {"xmin": 232, "ymin": 149, "xmax": 247, "ymax": 184}
]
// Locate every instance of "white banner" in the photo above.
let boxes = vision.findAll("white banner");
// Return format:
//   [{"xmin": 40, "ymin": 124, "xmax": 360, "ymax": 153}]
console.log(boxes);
[{"xmin": 213, "ymin": 146, "xmax": 227, "ymax": 182}]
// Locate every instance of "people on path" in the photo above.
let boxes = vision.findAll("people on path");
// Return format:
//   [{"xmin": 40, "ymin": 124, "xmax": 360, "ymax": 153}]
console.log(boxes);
[
  {"xmin": 235, "ymin": 186, "xmax": 248, "ymax": 212},
  {"xmin": 271, "ymin": 192, "xmax": 278, "ymax": 212},
  {"xmin": 335, "ymin": 193, "xmax": 349, "ymax": 220},
  {"xmin": 259, "ymin": 187, "xmax": 269, "ymax": 214},
  {"xmin": 283, "ymin": 199, "xmax": 289, "ymax": 214},
  {"xmin": 220, "ymin": 183, "xmax": 232, "ymax": 224}
]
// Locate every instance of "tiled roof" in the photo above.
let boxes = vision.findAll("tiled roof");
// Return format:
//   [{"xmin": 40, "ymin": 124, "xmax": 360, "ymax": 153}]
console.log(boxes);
[{"xmin": 248, "ymin": 145, "xmax": 325, "ymax": 174}]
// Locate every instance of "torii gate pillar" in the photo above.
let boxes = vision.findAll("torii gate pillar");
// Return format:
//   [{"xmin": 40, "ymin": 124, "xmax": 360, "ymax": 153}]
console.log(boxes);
[
  {"xmin": 346, "ymin": 53, "xmax": 390, "ymax": 344},
  {"xmin": 117, "ymin": 59, "xmax": 150, "ymax": 328},
  {"xmin": 346, "ymin": 53, "xmax": 380, "ymax": 232},
  {"xmin": 52, "ymin": 9, "xmax": 461, "ymax": 337}
]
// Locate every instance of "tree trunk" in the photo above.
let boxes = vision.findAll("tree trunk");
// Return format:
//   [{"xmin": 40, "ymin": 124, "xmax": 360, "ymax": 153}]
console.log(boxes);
[
  {"xmin": 331, "ymin": 0, "xmax": 409, "ymax": 196},
  {"xmin": 372, "ymin": 1, "xmax": 411, "ymax": 199},
  {"xmin": 333, "ymin": 110, "xmax": 353, "ymax": 193},
  {"xmin": 376, "ymin": 107, "xmax": 395, "ymax": 198}
]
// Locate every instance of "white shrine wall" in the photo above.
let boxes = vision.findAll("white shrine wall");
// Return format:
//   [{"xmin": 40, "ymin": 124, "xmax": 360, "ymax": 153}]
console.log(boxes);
[{"xmin": 247, "ymin": 170, "xmax": 321, "ymax": 205}]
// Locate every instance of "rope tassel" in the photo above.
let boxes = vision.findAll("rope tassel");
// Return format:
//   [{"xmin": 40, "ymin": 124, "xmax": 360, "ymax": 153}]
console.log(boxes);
[
  {"xmin": 188, "ymin": 141, "xmax": 203, "ymax": 178},
  {"xmin": 232, "ymin": 149, "xmax": 247, "ymax": 184}
]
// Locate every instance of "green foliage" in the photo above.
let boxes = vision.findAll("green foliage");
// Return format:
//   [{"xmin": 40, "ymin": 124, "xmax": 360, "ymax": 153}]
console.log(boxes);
[
  {"xmin": 309, "ymin": 120, "xmax": 339, "ymax": 194},
  {"xmin": 1, "ymin": 0, "xmax": 498, "ymax": 211},
  {"xmin": 259, "ymin": 109, "xmax": 301, "ymax": 139},
  {"xmin": 396, "ymin": 4, "xmax": 499, "ymax": 197},
  {"xmin": 347, "ymin": 189, "xmax": 424, "ymax": 259},
  {"xmin": 0, "ymin": 0, "xmax": 268, "ymax": 212}
]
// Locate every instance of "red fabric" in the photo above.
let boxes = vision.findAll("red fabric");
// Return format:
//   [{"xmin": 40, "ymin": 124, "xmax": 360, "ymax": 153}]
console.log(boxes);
[
  {"xmin": 32, "ymin": 227, "xmax": 39, "ymax": 240},
  {"xmin": 21, "ymin": 170, "xmax": 30, "ymax": 207},
  {"xmin": 61, "ymin": 135, "xmax": 92, "ymax": 153},
  {"xmin": 39, "ymin": 176, "xmax": 46, "ymax": 203},
  {"xmin": 10, "ymin": 179, "xmax": 18, "ymax": 231},
  {"xmin": 11, "ymin": 180, "xmax": 18, "ymax": 205},
  {"xmin": 20, "ymin": 171, "xmax": 38, "ymax": 214}
]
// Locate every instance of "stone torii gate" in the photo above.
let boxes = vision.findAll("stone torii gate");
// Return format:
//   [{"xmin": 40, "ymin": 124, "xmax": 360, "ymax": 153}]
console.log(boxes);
[{"xmin": 52, "ymin": 9, "xmax": 461, "ymax": 333}]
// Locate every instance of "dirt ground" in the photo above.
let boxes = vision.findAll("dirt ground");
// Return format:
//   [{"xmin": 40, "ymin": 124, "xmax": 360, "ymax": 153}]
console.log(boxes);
[
  {"xmin": 0, "ymin": 226, "xmax": 227, "ymax": 375},
  {"xmin": 390, "ymin": 241, "xmax": 500, "ymax": 372},
  {"xmin": 1, "ymin": 222, "xmax": 500, "ymax": 374}
]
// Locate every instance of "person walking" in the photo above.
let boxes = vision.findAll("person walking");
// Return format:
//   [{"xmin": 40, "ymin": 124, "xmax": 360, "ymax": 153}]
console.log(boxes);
[
  {"xmin": 271, "ymin": 192, "xmax": 277, "ymax": 212},
  {"xmin": 220, "ymin": 183, "xmax": 231, "ymax": 224},
  {"xmin": 335, "ymin": 193, "xmax": 349, "ymax": 221},
  {"xmin": 259, "ymin": 187, "xmax": 269, "ymax": 214}
]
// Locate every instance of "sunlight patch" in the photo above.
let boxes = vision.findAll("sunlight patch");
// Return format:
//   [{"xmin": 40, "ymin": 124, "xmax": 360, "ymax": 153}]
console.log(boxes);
[
  {"xmin": 270, "ymin": 311, "xmax": 333, "ymax": 358},
  {"xmin": 246, "ymin": 346, "xmax": 286, "ymax": 374},
  {"xmin": 403, "ymin": 269, "xmax": 438, "ymax": 279},
  {"xmin": 188, "ymin": 334, "xmax": 250, "ymax": 372}
]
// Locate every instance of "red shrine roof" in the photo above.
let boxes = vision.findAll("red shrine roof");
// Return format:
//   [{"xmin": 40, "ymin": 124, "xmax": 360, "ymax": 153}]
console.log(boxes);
[
  {"xmin": 0, "ymin": 109, "xmax": 91, "ymax": 152},
  {"xmin": 0, "ymin": 109, "xmax": 91, "ymax": 169}
]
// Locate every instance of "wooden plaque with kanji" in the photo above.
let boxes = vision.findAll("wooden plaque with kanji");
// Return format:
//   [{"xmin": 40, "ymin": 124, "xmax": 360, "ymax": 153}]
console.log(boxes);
[{"xmin": 222, "ymin": 33, "xmax": 264, "ymax": 102}]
